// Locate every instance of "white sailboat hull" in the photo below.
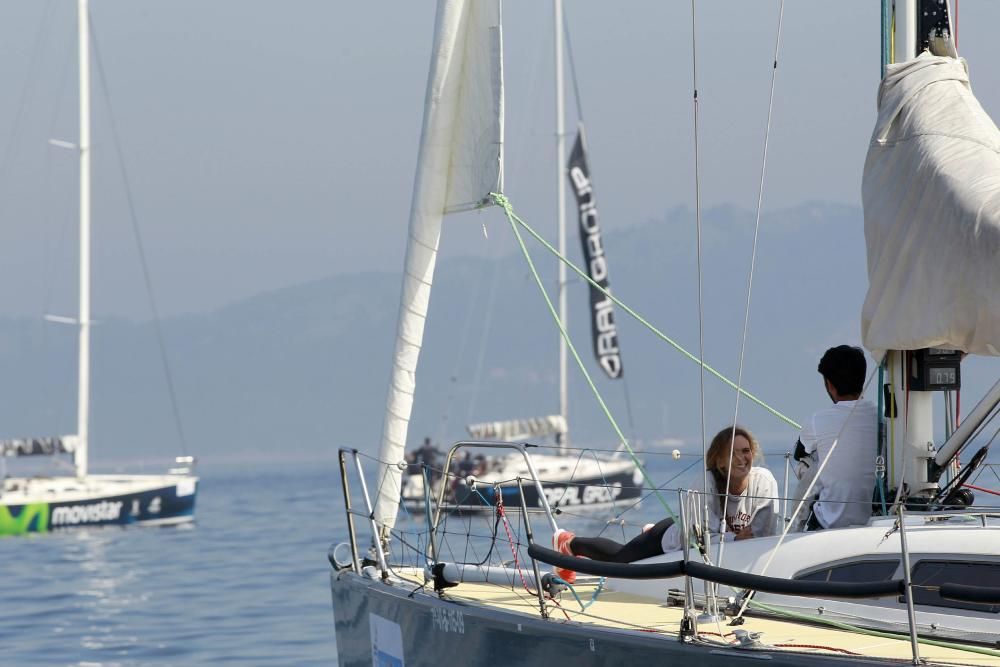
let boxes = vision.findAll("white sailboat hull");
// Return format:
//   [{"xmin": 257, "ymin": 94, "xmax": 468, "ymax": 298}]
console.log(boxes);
[
  {"xmin": 402, "ymin": 452, "xmax": 642, "ymax": 512},
  {"xmin": 330, "ymin": 564, "xmax": 985, "ymax": 666},
  {"xmin": 0, "ymin": 473, "xmax": 198, "ymax": 536},
  {"xmin": 605, "ymin": 518, "xmax": 1000, "ymax": 643}
]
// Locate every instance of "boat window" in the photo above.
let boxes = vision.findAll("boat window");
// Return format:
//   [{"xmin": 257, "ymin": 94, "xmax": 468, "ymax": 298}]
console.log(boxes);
[
  {"xmin": 909, "ymin": 560, "xmax": 1000, "ymax": 613},
  {"xmin": 795, "ymin": 560, "xmax": 899, "ymax": 583}
]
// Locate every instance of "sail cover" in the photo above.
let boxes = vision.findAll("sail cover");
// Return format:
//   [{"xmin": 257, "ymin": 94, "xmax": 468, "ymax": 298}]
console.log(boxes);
[
  {"xmin": 467, "ymin": 415, "xmax": 568, "ymax": 442},
  {"xmin": 0, "ymin": 436, "xmax": 75, "ymax": 457},
  {"xmin": 373, "ymin": 0, "xmax": 504, "ymax": 533},
  {"xmin": 862, "ymin": 53, "xmax": 1000, "ymax": 357}
]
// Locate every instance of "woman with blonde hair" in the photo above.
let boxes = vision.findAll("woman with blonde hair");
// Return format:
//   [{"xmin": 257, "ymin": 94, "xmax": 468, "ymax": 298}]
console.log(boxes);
[{"xmin": 553, "ymin": 425, "xmax": 779, "ymax": 583}]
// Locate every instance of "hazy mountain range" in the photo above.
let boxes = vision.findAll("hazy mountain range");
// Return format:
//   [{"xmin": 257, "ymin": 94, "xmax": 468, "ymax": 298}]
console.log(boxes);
[{"xmin": 1, "ymin": 201, "xmax": 995, "ymax": 467}]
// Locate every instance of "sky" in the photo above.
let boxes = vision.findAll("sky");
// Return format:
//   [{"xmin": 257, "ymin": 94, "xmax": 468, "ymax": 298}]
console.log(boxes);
[{"xmin": 0, "ymin": 1, "xmax": 999, "ymax": 322}]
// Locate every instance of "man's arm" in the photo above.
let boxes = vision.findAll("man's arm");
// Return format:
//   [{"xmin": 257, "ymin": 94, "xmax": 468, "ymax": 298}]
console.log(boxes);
[
  {"xmin": 797, "ymin": 415, "xmax": 819, "ymax": 454},
  {"xmin": 793, "ymin": 439, "xmax": 810, "ymax": 462}
]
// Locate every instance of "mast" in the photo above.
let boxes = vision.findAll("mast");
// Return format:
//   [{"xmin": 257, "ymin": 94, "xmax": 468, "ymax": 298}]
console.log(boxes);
[
  {"xmin": 76, "ymin": 0, "xmax": 91, "ymax": 478},
  {"xmin": 554, "ymin": 0, "xmax": 568, "ymax": 450},
  {"xmin": 883, "ymin": 0, "xmax": 932, "ymax": 495},
  {"xmin": 881, "ymin": 0, "xmax": 956, "ymax": 497},
  {"xmin": 892, "ymin": 0, "xmax": 918, "ymax": 66}
]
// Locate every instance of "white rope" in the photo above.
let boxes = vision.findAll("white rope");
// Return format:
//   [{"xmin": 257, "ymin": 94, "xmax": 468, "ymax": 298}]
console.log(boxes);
[
  {"xmin": 717, "ymin": 0, "xmax": 787, "ymax": 575},
  {"xmin": 732, "ymin": 364, "xmax": 881, "ymax": 622},
  {"xmin": 689, "ymin": 0, "xmax": 709, "ymax": 555}
]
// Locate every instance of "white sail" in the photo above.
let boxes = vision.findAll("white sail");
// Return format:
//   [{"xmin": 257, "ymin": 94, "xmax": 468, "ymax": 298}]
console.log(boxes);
[
  {"xmin": 373, "ymin": 0, "xmax": 504, "ymax": 533},
  {"xmin": 862, "ymin": 53, "xmax": 1000, "ymax": 358},
  {"xmin": 0, "ymin": 436, "xmax": 77, "ymax": 457},
  {"xmin": 467, "ymin": 415, "xmax": 567, "ymax": 442}
]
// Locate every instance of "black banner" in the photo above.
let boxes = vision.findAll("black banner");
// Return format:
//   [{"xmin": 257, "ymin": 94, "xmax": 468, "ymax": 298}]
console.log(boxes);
[{"xmin": 567, "ymin": 128, "xmax": 622, "ymax": 380}]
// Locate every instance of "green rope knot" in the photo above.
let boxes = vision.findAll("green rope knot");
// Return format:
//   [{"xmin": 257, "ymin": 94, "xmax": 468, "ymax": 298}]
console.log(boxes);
[{"xmin": 489, "ymin": 191, "xmax": 510, "ymax": 212}]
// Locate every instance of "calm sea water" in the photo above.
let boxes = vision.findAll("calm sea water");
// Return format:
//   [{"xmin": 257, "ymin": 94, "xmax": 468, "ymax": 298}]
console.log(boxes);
[
  {"xmin": 0, "ymin": 451, "xmax": 726, "ymax": 666},
  {"xmin": 3, "ymin": 448, "xmax": 996, "ymax": 666},
  {"xmin": 0, "ymin": 459, "xmax": 347, "ymax": 667}
]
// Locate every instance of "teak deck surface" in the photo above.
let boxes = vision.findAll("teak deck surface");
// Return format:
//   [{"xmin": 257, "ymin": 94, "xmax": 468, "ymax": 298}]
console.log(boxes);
[{"xmin": 394, "ymin": 568, "xmax": 996, "ymax": 666}]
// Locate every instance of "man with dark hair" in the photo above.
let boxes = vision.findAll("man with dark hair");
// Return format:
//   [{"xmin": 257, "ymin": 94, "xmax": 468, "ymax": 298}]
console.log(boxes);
[{"xmin": 792, "ymin": 345, "xmax": 877, "ymax": 530}]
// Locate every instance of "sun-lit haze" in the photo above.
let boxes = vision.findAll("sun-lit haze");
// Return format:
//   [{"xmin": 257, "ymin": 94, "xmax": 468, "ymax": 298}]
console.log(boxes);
[{"xmin": 0, "ymin": 2, "xmax": 998, "ymax": 461}]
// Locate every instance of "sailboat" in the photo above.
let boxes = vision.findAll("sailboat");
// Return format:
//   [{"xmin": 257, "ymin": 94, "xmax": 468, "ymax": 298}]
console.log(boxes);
[
  {"xmin": 0, "ymin": 0, "xmax": 198, "ymax": 537},
  {"xmin": 396, "ymin": 4, "xmax": 642, "ymax": 514},
  {"xmin": 330, "ymin": 0, "xmax": 999, "ymax": 664}
]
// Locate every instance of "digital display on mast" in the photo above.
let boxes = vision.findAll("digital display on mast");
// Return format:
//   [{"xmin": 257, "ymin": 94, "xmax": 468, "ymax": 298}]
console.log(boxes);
[{"xmin": 909, "ymin": 348, "xmax": 962, "ymax": 391}]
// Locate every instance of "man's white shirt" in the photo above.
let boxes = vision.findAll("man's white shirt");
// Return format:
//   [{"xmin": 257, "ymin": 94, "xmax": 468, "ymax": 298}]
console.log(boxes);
[{"xmin": 799, "ymin": 399, "xmax": 878, "ymax": 528}]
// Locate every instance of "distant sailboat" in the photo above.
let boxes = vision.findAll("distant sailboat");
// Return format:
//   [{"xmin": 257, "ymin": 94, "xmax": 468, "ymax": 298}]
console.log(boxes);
[{"xmin": 0, "ymin": 0, "xmax": 197, "ymax": 536}]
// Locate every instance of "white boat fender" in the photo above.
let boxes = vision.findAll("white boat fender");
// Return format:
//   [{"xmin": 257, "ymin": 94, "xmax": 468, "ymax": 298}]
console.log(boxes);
[{"xmin": 328, "ymin": 542, "xmax": 354, "ymax": 570}]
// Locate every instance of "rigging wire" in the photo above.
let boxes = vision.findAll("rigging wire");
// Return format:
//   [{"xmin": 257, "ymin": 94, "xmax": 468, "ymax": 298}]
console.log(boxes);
[
  {"xmin": 496, "ymin": 192, "xmax": 676, "ymax": 519},
  {"xmin": 0, "ymin": 0, "xmax": 57, "ymax": 204},
  {"xmin": 89, "ymin": 14, "xmax": 188, "ymax": 455},
  {"xmin": 561, "ymin": 7, "xmax": 585, "ymax": 124},
  {"xmin": 731, "ymin": 363, "xmax": 881, "ymax": 623},
  {"xmin": 717, "ymin": 0, "xmax": 787, "ymax": 575},
  {"xmin": 464, "ymin": 240, "xmax": 504, "ymax": 428},
  {"xmin": 688, "ymin": 0, "xmax": 710, "ymax": 569},
  {"xmin": 434, "ymin": 260, "xmax": 490, "ymax": 446},
  {"xmin": 561, "ymin": 5, "xmax": 638, "ymax": 443},
  {"xmin": 1, "ymin": 1, "xmax": 71, "ymax": 427},
  {"xmin": 489, "ymin": 195, "xmax": 800, "ymax": 429},
  {"xmin": 40, "ymin": 21, "xmax": 78, "ymax": 320},
  {"xmin": 593, "ymin": 456, "xmax": 702, "ymax": 538},
  {"xmin": 38, "ymin": 29, "xmax": 78, "ymax": 432}
]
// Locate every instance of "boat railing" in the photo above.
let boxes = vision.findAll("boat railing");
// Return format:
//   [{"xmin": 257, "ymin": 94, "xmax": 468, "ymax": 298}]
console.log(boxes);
[
  {"xmin": 428, "ymin": 441, "xmax": 561, "ymax": 563},
  {"xmin": 334, "ymin": 442, "xmax": 563, "ymax": 584},
  {"xmin": 335, "ymin": 447, "xmax": 390, "ymax": 581}
]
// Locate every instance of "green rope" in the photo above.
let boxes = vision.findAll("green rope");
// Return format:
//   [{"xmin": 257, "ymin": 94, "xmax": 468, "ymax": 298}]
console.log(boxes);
[
  {"xmin": 490, "ymin": 192, "xmax": 800, "ymax": 431},
  {"xmin": 748, "ymin": 599, "xmax": 1000, "ymax": 659},
  {"xmin": 495, "ymin": 193, "xmax": 675, "ymax": 518},
  {"xmin": 555, "ymin": 576, "xmax": 606, "ymax": 611}
]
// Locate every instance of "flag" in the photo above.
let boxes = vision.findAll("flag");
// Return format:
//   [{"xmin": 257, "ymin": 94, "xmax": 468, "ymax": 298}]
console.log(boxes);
[{"xmin": 567, "ymin": 126, "xmax": 623, "ymax": 380}]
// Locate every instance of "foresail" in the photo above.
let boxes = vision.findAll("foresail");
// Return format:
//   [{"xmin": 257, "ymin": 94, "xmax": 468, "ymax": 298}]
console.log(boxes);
[
  {"xmin": 862, "ymin": 53, "xmax": 1000, "ymax": 357},
  {"xmin": 373, "ymin": 0, "xmax": 504, "ymax": 534}
]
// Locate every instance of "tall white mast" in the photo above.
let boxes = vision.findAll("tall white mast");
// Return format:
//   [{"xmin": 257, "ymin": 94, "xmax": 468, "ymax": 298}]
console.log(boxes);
[
  {"xmin": 75, "ymin": 0, "xmax": 92, "ymax": 478},
  {"xmin": 892, "ymin": 0, "xmax": 918, "ymax": 66},
  {"xmin": 554, "ymin": 0, "xmax": 568, "ymax": 450},
  {"xmin": 885, "ymin": 0, "xmax": 931, "ymax": 495}
]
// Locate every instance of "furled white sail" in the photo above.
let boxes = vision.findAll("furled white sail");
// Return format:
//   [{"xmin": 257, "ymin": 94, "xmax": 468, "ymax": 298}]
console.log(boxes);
[
  {"xmin": 862, "ymin": 53, "xmax": 1000, "ymax": 358},
  {"xmin": 0, "ymin": 436, "xmax": 77, "ymax": 457},
  {"xmin": 373, "ymin": 0, "xmax": 504, "ymax": 534},
  {"xmin": 467, "ymin": 415, "xmax": 568, "ymax": 442}
]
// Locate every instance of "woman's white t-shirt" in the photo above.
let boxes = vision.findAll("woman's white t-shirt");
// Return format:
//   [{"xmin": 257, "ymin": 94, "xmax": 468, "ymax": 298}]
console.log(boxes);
[{"xmin": 661, "ymin": 466, "xmax": 779, "ymax": 553}]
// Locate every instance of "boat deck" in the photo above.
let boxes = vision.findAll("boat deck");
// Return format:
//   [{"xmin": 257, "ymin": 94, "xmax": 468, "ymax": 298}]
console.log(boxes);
[
  {"xmin": 392, "ymin": 567, "xmax": 996, "ymax": 666},
  {"xmin": 1, "ymin": 474, "xmax": 196, "ymax": 504}
]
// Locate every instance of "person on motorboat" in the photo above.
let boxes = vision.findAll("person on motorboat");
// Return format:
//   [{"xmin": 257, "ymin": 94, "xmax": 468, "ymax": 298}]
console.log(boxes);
[
  {"xmin": 792, "ymin": 344, "xmax": 877, "ymax": 531},
  {"xmin": 553, "ymin": 425, "xmax": 779, "ymax": 583}
]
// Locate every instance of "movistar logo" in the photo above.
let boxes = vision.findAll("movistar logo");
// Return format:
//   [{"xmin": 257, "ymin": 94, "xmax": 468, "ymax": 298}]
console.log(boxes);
[
  {"xmin": 51, "ymin": 501, "xmax": 123, "ymax": 526},
  {"xmin": 0, "ymin": 503, "xmax": 50, "ymax": 535}
]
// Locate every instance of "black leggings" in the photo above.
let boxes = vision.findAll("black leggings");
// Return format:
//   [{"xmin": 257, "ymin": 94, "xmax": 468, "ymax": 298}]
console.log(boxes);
[{"xmin": 569, "ymin": 517, "xmax": 674, "ymax": 564}]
